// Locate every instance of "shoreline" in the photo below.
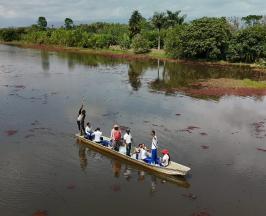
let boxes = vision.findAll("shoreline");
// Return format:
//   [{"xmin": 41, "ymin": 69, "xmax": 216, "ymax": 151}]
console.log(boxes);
[{"xmin": 1, "ymin": 41, "xmax": 266, "ymax": 72}]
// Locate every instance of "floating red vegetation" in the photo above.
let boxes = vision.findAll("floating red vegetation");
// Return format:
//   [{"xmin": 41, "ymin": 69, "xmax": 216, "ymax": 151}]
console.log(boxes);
[
  {"xmin": 180, "ymin": 126, "xmax": 200, "ymax": 133},
  {"xmin": 32, "ymin": 210, "xmax": 48, "ymax": 216},
  {"xmin": 251, "ymin": 121, "xmax": 266, "ymax": 138},
  {"xmin": 201, "ymin": 145, "xmax": 209, "ymax": 149},
  {"xmin": 187, "ymin": 126, "xmax": 200, "ymax": 130},
  {"xmin": 257, "ymin": 148, "xmax": 266, "ymax": 152},
  {"xmin": 192, "ymin": 211, "xmax": 210, "ymax": 216},
  {"xmin": 4, "ymin": 130, "xmax": 18, "ymax": 136},
  {"xmin": 185, "ymin": 87, "xmax": 266, "ymax": 97},
  {"xmin": 66, "ymin": 183, "xmax": 76, "ymax": 190},
  {"xmin": 200, "ymin": 132, "xmax": 208, "ymax": 136},
  {"xmin": 15, "ymin": 85, "xmax": 26, "ymax": 89},
  {"xmin": 111, "ymin": 184, "xmax": 121, "ymax": 192},
  {"xmin": 24, "ymin": 134, "xmax": 35, "ymax": 139}
]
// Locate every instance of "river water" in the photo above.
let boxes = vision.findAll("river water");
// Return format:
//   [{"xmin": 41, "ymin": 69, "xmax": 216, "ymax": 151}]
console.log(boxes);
[{"xmin": 0, "ymin": 45, "xmax": 266, "ymax": 216}]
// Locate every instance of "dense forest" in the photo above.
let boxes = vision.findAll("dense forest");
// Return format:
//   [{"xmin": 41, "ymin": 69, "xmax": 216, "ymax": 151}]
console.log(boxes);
[{"xmin": 1, "ymin": 11, "xmax": 266, "ymax": 64}]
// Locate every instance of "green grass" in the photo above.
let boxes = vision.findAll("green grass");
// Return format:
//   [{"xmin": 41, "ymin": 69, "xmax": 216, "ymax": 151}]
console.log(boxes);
[{"xmin": 242, "ymin": 79, "xmax": 266, "ymax": 88}]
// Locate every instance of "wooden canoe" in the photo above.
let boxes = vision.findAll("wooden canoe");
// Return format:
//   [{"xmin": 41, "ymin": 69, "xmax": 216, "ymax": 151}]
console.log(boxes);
[{"xmin": 75, "ymin": 134, "xmax": 191, "ymax": 176}]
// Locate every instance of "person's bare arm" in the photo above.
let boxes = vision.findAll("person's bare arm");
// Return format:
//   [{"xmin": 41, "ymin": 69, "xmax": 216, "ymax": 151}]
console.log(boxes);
[{"xmin": 78, "ymin": 104, "xmax": 83, "ymax": 115}]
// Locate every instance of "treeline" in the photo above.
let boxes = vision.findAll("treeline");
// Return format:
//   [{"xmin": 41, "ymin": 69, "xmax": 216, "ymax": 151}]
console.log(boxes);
[{"xmin": 1, "ymin": 12, "xmax": 266, "ymax": 64}]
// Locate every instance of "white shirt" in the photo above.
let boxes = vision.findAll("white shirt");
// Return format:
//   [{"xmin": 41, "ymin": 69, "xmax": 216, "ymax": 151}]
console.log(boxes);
[
  {"xmin": 161, "ymin": 154, "xmax": 169, "ymax": 167},
  {"xmin": 151, "ymin": 136, "xmax": 158, "ymax": 150},
  {"xmin": 139, "ymin": 148, "xmax": 148, "ymax": 160},
  {"xmin": 77, "ymin": 114, "xmax": 83, "ymax": 121},
  {"xmin": 85, "ymin": 126, "xmax": 92, "ymax": 135},
  {"xmin": 93, "ymin": 131, "xmax": 102, "ymax": 142},
  {"xmin": 123, "ymin": 133, "xmax": 132, "ymax": 144}
]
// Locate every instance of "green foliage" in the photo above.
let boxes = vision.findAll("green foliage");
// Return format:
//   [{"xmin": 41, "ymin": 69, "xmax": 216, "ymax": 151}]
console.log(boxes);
[
  {"xmin": 164, "ymin": 25, "xmax": 185, "ymax": 58},
  {"xmin": 118, "ymin": 33, "xmax": 131, "ymax": 50},
  {"xmin": 2, "ymin": 12, "xmax": 266, "ymax": 64},
  {"xmin": 151, "ymin": 12, "xmax": 167, "ymax": 31},
  {"xmin": 131, "ymin": 34, "xmax": 150, "ymax": 54},
  {"xmin": 37, "ymin": 17, "xmax": 47, "ymax": 30},
  {"xmin": 129, "ymin": 10, "xmax": 145, "ymax": 39},
  {"xmin": 87, "ymin": 34, "xmax": 112, "ymax": 49},
  {"xmin": 65, "ymin": 18, "xmax": 74, "ymax": 29},
  {"xmin": 165, "ymin": 10, "xmax": 186, "ymax": 28},
  {"xmin": 0, "ymin": 28, "xmax": 26, "ymax": 41},
  {"xmin": 79, "ymin": 22, "xmax": 128, "ymax": 46},
  {"xmin": 227, "ymin": 25, "xmax": 266, "ymax": 62},
  {"xmin": 23, "ymin": 30, "xmax": 50, "ymax": 44},
  {"xmin": 179, "ymin": 17, "xmax": 232, "ymax": 60},
  {"xmin": 241, "ymin": 15, "xmax": 263, "ymax": 27}
]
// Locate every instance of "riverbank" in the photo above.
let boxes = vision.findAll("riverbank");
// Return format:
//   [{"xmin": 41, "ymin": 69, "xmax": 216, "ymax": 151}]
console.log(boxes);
[{"xmin": 2, "ymin": 41, "xmax": 266, "ymax": 72}]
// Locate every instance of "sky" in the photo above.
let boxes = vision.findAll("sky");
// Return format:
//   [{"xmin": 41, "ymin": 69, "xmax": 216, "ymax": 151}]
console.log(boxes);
[{"xmin": 0, "ymin": 0, "xmax": 266, "ymax": 27}]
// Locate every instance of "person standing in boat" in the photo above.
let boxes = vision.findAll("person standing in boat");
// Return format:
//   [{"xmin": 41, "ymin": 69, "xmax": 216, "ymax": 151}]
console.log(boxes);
[
  {"xmin": 111, "ymin": 125, "xmax": 122, "ymax": 151},
  {"xmin": 123, "ymin": 129, "xmax": 133, "ymax": 156},
  {"xmin": 77, "ymin": 104, "xmax": 86, "ymax": 136},
  {"xmin": 151, "ymin": 130, "xmax": 158, "ymax": 164}
]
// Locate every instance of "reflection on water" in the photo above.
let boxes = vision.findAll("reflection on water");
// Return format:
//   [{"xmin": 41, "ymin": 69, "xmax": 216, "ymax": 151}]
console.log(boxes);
[
  {"xmin": 41, "ymin": 51, "xmax": 50, "ymax": 71},
  {"xmin": 78, "ymin": 144, "xmax": 87, "ymax": 170},
  {"xmin": 77, "ymin": 142, "xmax": 190, "ymax": 192},
  {"xmin": 55, "ymin": 51, "xmax": 266, "ymax": 99},
  {"xmin": 149, "ymin": 60, "xmax": 266, "ymax": 95}
]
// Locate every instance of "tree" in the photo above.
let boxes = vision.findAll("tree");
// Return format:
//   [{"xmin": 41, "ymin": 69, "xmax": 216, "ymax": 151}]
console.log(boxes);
[
  {"xmin": 131, "ymin": 34, "xmax": 150, "ymax": 54},
  {"xmin": 129, "ymin": 10, "xmax": 144, "ymax": 39},
  {"xmin": 227, "ymin": 25, "xmax": 266, "ymax": 62},
  {"xmin": 165, "ymin": 10, "xmax": 186, "ymax": 28},
  {"xmin": 151, "ymin": 12, "xmax": 167, "ymax": 50},
  {"xmin": 179, "ymin": 17, "xmax": 232, "ymax": 60},
  {"xmin": 65, "ymin": 18, "xmax": 74, "ymax": 29},
  {"xmin": 37, "ymin": 16, "xmax": 47, "ymax": 30},
  {"xmin": 227, "ymin": 16, "xmax": 241, "ymax": 31},
  {"xmin": 164, "ymin": 25, "xmax": 185, "ymax": 58},
  {"xmin": 241, "ymin": 15, "xmax": 263, "ymax": 27}
]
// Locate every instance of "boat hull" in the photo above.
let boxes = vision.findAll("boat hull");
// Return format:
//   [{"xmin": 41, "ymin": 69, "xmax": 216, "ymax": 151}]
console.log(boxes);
[{"xmin": 75, "ymin": 134, "xmax": 191, "ymax": 176}]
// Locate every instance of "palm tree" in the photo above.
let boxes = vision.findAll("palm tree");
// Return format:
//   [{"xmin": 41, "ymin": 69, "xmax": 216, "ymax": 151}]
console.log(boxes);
[
  {"xmin": 129, "ymin": 10, "xmax": 144, "ymax": 39},
  {"xmin": 151, "ymin": 12, "xmax": 166, "ymax": 50},
  {"xmin": 165, "ymin": 10, "xmax": 186, "ymax": 28}
]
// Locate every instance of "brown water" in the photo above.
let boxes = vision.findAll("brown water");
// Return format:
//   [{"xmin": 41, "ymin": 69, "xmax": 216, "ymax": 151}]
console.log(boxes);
[{"xmin": 0, "ymin": 44, "xmax": 266, "ymax": 216}]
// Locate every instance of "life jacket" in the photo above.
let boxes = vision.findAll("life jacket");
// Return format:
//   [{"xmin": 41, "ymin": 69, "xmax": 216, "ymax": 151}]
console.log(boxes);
[{"xmin": 114, "ymin": 130, "xmax": 121, "ymax": 141}]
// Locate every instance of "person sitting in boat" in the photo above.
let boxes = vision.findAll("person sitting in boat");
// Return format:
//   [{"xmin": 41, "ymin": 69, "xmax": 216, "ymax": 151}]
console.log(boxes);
[
  {"xmin": 131, "ymin": 144, "xmax": 141, "ymax": 159},
  {"xmin": 110, "ymin": 125, "xmax": 122, "ymax": 151},
  {"xmin": 138, "ymin": 143, "xmax": 150, "ymax": 161},
  {"xmin": 92, "ymin": 128, "xmax": 102, "ymax": 143},
  {"xmin": 160, "ymin": 149, "xmax": 170, "ymax": 167},
  {"xmin": 123, "ymin": 129, "xmax": 133, "ymax": 156},
  {"xmin": 85, "ymin": 122, "xmax": 93, "ymax": 140},
  {"xmin": 100, "ymin": 137, "xmax": 111, "ymax": 147},
  {"xmin": 77, "ymin": 104, "xmax": 86, "ymax": 136}
]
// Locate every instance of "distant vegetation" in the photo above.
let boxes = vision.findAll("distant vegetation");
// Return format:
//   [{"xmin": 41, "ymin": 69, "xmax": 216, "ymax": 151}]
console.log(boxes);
[{"xmin": 1, "ymin": 11, "xmax": 266, "ymax": 64}]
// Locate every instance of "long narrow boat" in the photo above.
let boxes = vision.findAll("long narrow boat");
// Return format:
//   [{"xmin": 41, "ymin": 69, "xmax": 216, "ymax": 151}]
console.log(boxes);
[{"xmin": 76, "ymin": 134, "xmax": 191, "ymax": 176}]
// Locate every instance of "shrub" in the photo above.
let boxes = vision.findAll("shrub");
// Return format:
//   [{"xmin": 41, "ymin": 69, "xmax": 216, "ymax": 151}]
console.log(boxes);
[
  {"xmin": 118, "ymin": 34, "xmax": 131, "ymax": 50},
  {"xmin": 179, "ymin": 17, "xmax": 232, "ymax": 60},
  {"xmin": 227, "ymin": 25, "xmax": 266, "ymax": 62},
  {"xmin": 164, "ymin": 25, "xmax": 185, "ymax": 58},
  {"xmin": 131, "ymin": 34, "xmax": 150, "ymax": 54}
]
